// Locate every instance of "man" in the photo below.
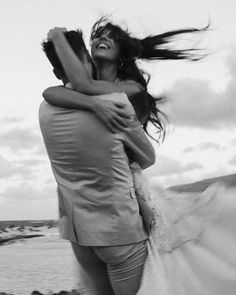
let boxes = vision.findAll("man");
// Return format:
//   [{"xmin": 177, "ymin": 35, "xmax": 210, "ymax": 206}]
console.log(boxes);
[{"xmin": 39, "ymin": 30, "xmax": 155, "ymax": 295}]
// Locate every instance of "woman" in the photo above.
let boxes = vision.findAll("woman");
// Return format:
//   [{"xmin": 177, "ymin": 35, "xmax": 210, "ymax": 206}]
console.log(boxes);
[
  {"xmin": 45, "ymin": 18, "xmax": 236, "ymax": 295},
  {"xmin": 46, "ymin": 17, "xmax": 206, "ymax": 138}
]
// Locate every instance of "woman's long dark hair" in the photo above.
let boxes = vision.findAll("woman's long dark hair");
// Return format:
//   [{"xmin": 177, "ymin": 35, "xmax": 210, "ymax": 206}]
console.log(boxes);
[{"xmin": 91, "ymin": 17, "xmax": 208, "ymax": 141}]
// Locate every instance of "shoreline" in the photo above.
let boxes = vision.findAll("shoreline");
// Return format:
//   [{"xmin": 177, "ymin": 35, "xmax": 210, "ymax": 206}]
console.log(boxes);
[
  {"xmin": 0, "ymin": 290, "xmax": 80, "ymax": 295},
  {"xmin": 0, "ymin": 234, "xmax": 45, "ymax": 246},
  {"xmin": 0, "ymin": 220, "xmax": 58, "ymax": 246}
]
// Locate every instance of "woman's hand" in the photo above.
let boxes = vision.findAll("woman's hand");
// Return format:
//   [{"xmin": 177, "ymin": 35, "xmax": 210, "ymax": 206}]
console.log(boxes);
[
  {"xmin": 92, "ymin": 99, "xmax": 131, "ymax": 133},
  {"xmin": 47, "ymin": 27, "xmax": 67, "ymax": 42}
]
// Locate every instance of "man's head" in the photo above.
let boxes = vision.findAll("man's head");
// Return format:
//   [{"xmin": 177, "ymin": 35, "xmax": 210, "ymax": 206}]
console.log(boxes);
[{"xmin": 42, "ymin": 30, "xmax": 96, "ymax": 83}]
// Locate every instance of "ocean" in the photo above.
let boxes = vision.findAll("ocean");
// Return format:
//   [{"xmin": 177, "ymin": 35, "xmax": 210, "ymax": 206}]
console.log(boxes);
[{"xmin": 0, "ymin": 233, "xmax": 78, "ymax": 295}]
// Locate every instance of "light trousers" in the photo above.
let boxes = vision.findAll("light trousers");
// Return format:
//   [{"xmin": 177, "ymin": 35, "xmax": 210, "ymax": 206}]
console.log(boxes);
[{"xmin": 71, "ymin": 240, "xmax": 147, "ymax": 295}]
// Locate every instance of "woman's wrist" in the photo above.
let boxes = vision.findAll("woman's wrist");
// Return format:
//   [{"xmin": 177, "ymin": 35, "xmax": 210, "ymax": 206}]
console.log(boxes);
[
  {"xmin": 87, "ymin": 96, "xmax": 100, "ymax": 112},
  {"xmin": 52, "ymin": 32, "xmax": 66, "ymax": 47}
]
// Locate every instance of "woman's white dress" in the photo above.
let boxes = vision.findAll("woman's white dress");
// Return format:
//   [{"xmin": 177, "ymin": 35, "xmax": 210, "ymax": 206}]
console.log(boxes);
[{"xmin": 133, "ymin": 164, "xmax": 236, "ymax": 295}]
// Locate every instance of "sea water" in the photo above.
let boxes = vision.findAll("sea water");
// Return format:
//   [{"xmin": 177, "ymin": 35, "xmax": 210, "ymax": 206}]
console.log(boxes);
[{"xmin": 0, "ymin": 234, "xmax": 78, "ymax": 295}]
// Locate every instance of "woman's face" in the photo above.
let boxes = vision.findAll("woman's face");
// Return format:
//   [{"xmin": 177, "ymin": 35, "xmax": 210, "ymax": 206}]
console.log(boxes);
[{"xmin": 91, "ymin": 29, "xmax": 120, "ymax": 64}]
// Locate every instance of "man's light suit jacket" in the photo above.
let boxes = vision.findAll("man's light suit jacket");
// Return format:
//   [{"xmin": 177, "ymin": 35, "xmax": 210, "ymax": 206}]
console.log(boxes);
[{"xmin": 39, "ymin": 92, "xmax": 155, "ymax": 246}]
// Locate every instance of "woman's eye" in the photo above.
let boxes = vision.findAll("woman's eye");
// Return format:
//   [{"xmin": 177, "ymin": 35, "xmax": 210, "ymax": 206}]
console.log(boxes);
[{"xmin": 92, "ymin": 31, "xmax": 102, "ymax": 40}]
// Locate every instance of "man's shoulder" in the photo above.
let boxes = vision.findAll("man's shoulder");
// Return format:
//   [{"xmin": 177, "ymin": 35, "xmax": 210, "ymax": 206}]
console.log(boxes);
[
  {"xmin": 39, "ymin": 101, "xmax": 71, "ymax": 122},
  {"xmin": 39, "ymin": 101, "xmax": 57, "ymax": 117},
  {"xmin": 39, "ymin": 100, "xmax": 48, "ymax": 109},
  {"xmin": 39, "ymin": 100, "xmax": 53, "ymax": 110},
  {"xmin": 39, "ymin": 101, "xmax": 78, "ymax": 113}
]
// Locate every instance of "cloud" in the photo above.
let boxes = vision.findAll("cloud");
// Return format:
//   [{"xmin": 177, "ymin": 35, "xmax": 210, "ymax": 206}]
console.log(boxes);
[
  {"xmin": 16, "ymin": 158, "xmax": 44, "ymax": 167},
  {"xmin": 167, "ymin": 47, "xmax": 236, "ymax": 129},
  {"xmin": 184, "ymin": 162, "xmax": 203, "ymax": 170},
  {"xmin": 184, "ymin": 142, "xmax": 222, "ymax": 153},
  {"xmin": 198, "ymin": 142, "xmax": 221, "ymax": 150},
  {"xmin": 0, "ymin": 182, "xmax": 57, "ymax": 201},
  {"xmin": 0, "ymin": 155, "xmax": 34, "ymax": 179},
  {"xmin": 183, "ymin": 147, "xmax": 195, "ymax": 153},
  {"xmin": 0, "ymin": 154, "xmax": 42, "ymax": 180},
  {"xmin": 230, "ymin": 138, "xmax": 236, "ymax": 147},
  {"xmin": 229, "ymin": 155, "xmax": 236, "ymax": 166},
  {"xmin": 0, "ymin": 116, "xmax": 24, "ymax": 124},
  {"xmin": 150, "ymin": 174, "xmax": 194, "ymax": 189},
  {"xmin": 0, "ymin": 128, "xmax": 42, "ymax": 152},
  {"xmin": 35, "ymin": 142, "xmax": 48, "ymax": 155},
  {"xmin": 145, "ymin": 155, "xmax": 203, "ymax": 177}
]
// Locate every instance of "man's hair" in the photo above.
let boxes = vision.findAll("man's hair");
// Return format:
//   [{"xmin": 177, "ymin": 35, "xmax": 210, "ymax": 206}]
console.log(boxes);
[{"xmin": 42, "ymin": 29, "xmax": 96, "ymax": 79}]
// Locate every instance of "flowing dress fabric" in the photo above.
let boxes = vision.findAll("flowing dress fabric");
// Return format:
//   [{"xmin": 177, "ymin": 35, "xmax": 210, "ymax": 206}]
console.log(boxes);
[{"xmin": 132, "ymin": 164, "xmax": 236, "ymax": 295}]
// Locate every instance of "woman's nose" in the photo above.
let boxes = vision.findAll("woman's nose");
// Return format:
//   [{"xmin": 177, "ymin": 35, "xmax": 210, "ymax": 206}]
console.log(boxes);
[
  {"xmin": 99, "ymin": 32, "xmax": 110, "ymax": 41},
  {"xmin": 99, "ymin": 35, "xmax": 109, "ymax": 41}
]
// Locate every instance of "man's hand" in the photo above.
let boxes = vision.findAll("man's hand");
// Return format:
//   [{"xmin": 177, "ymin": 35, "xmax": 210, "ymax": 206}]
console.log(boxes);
[
  {"xmin": 92, "ymin": 99, "xmax": 131, "ymax": 133},
  {"xmin": 47, "ymin": 27, "xmax": 67, "ymax": 42}
]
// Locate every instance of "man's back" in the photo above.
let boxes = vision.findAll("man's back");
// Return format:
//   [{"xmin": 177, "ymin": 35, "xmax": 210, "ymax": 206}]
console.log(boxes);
[
  {"xmin": 39, "ymin": 100, "xmax": 147, "ymax": 246},
  {"xmin": 39, "ymin": 102, "xmax": 112, "ymax": 189}
]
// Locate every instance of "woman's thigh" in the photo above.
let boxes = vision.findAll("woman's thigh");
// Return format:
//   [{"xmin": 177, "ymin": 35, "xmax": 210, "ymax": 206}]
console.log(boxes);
[
  {"xmin": 92, "ymin": 240, "xmax": 148, "ymax": 295},
  {"xmin": 71, "ymin": 242, "xmax": 115, "ymax": 295}
]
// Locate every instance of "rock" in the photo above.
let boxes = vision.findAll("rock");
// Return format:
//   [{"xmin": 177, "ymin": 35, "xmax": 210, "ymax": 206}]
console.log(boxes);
[
  {"xmin": 29, "ymin": 290, "xmax": 81, "ymax": 295},
  {"xmin": 0, "ymin": 227, "xmax": 8, "ymax": 233},
  {"xmin": 31, "ymin": 290, "xmax": 44, "ymax": 295},
  {"xmin": 70, "ymin": 290, "xmax": 80, "ymax": 295}
]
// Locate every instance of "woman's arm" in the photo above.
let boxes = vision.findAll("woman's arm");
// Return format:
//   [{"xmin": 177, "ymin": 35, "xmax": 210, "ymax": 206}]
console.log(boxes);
[
  {"xmin": 43, "ymin": 86, "xmax": 155, "ymax": 168},
  {"xmin": 47, "ymin": 28, "xmax": 141, "ymax": 97},
  {"xmin": 43, "ymin": 86, "xmax": 130, "ymax": 133},
  {"xmin": 124, "ymin": 120, "xmax": 156, "ymax": 169}
]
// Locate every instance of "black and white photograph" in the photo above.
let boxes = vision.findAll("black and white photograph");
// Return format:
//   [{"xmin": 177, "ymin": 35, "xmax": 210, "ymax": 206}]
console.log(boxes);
[{"xmin": 0, "ymin": 0, "xmax": 236, "ymax": 294}]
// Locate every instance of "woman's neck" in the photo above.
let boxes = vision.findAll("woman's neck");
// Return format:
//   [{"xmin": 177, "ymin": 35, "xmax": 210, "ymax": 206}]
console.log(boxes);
[{"xmin": 96, "ymin": 62, "xmax": 118, "ymax": 82}]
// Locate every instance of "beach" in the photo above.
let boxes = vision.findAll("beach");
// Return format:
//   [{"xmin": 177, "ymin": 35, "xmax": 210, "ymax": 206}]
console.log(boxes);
[{"xmin": 0, "ymin": 221, "xmax": 79, "ymax": 295}]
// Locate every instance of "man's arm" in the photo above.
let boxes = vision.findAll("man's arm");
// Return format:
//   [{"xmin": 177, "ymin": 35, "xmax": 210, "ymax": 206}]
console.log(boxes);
[
  {"xmin": 43, "ymin": 86, "xmax": 155, "ymax": 169},
  {"xmin": 47, "ymin": 28, "xmax": 141, "ymax": 97}
]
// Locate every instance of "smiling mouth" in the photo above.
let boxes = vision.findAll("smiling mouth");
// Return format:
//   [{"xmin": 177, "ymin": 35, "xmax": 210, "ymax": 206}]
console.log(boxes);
[{"xmin": 97, "ymin": 43, "xmax": 110, "ymax": 50}]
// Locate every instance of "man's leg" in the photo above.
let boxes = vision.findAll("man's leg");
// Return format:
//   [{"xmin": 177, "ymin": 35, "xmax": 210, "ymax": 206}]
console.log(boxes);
[
  {"xmin": 92, "ymin": 240, "xmax": 147, "ymax": 295},
  {"xmin": 71, "ymin": 242, "xmax": 115, "ymax": 295}
]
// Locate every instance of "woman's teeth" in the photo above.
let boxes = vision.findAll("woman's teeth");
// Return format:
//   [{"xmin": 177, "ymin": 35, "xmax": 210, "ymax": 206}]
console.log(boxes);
[{"xmin": 97, "ymin": 43, "xmax": 109, "ymax": 49}]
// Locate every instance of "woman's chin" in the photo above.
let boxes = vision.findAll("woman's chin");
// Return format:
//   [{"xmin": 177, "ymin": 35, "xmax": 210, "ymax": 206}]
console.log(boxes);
[{"xmin": 92, "ymin": 52, "xmax": 117, "ymax": 64}]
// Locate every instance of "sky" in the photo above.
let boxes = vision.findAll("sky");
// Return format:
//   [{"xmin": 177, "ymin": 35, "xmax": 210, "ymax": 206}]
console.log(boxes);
[{"xmin": 0, "ymin": 0, "xmax": 236, "ymax": 220}]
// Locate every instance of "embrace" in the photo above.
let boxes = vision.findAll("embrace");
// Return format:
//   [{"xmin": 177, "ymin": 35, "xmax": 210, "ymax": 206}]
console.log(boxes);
[{"xmin": 39, "ymin": 17, "xmax": 236, "ymax": 295}]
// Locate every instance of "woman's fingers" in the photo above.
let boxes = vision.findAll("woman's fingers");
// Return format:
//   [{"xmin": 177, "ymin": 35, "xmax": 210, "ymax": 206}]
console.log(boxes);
[
  {"xmin": 114, "ymin": 114, "xmax": 128, "ymax": 128},
  {"xmin": 114, "ymin": 103, "xmax": 130, "ymax": 119},
  {"xmin": 116, "ymin": 109, "xmax": 130, "ymax": 120},
  {"xmin": 95, "ymin": 100, "xmax": 131, "ymax": 132},
  {"xmin": 114, "ymin": 102, "xmax": 126, "ymax": 108},
  {"xmin": 106, "ymin": 121, "xmax": 116, "ymax": 133},
  {"xmin": 47, "ymin": 27, "xmax": 67, "ymax": 41},
  {"xmin": 110, "ymin": 119, "xmax": 127, "ymax": 133}
]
